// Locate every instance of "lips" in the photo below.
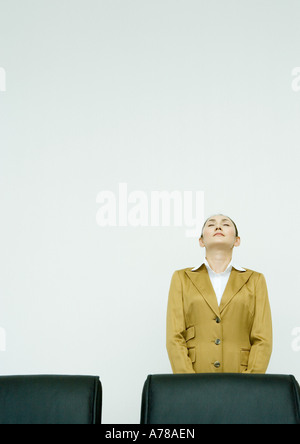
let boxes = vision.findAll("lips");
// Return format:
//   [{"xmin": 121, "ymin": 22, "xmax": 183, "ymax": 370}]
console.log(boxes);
[{"xmin": 214, "ymin": 233, "xmax": 224, "ymax": 236}]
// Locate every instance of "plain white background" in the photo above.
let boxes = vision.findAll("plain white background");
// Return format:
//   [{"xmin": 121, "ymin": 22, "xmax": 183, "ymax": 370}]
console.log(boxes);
[{"xmin": 0, "ymin": 0, "xmax": 300, "ymax": 423}]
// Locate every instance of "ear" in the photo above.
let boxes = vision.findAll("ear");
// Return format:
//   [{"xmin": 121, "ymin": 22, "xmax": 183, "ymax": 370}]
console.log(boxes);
[
  {"xmin": 234, "ymin": 237, "xmax": 241, "ymax": 248},
  {"xmin": 199, "ymin": 237, "xmax": 205, "ymax": 248}
]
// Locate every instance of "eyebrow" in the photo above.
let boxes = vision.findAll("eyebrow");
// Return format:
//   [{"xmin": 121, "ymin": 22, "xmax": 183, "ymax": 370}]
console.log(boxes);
[{"xmin": 207, "ymin": 218, "xmax": 231, "ymax": 223}]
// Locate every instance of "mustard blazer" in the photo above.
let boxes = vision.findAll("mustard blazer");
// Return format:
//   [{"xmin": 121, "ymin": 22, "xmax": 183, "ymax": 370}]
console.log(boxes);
[{"xmin": 166, "ymin": 265, "xmax": 273, "ymax": 374}]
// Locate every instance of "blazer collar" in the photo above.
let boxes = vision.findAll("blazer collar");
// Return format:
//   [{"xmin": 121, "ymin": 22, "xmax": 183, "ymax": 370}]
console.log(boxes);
[
  {"xmin": 185, "ymin": 264, "xmax": 253, "ymax": 317},
  {"xmin": 191, "ymin": 259, "xmax": 246, "ymax": 273}
]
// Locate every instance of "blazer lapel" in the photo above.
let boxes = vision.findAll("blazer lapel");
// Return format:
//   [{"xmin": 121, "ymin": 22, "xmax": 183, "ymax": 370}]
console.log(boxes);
[
  {"xmin": 185, "ymin": 265, "xmax": 220, "ymax": 318},
  {"xmin": 186, "ymin": 266, "xmax": 254, "ymax": 317},
  {"xmin": 219, "ymin": 268, "xmax": 254, "ymax": 313}
]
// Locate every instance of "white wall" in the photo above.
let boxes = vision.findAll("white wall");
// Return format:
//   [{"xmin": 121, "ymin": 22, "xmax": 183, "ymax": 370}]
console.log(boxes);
[{"xmin": 0, "ymin": 0, "xmax": 300, "ymax": 423}]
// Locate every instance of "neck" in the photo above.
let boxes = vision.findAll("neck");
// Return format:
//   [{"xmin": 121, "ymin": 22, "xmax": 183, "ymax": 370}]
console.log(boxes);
[{"xmin": 205, "ymin": 251, "xmax": 233, "ymax": 273}]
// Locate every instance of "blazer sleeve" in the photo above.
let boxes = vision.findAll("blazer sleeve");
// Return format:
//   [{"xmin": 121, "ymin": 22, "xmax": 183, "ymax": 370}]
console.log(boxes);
[
  {"xmin": 245, "ymin": 273, "xmax": 273, "ymax": 374},
  {"xmin": 166, "ymin": 270, "xmax": 195, "ymax": 374}
]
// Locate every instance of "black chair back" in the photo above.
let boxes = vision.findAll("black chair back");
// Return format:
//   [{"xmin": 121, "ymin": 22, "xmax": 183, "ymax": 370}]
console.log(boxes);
[
  {"xmin": 141, "ymin": 373, "xmax": 300, "ymax": 424},
  {"xmin": 0, "ymin": 375, "xmax": 102, "ymax": 424}
]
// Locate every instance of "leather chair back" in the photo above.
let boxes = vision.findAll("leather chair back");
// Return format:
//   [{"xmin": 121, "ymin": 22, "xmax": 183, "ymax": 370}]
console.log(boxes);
[
  {"xmin": 141, "ymin": 373, "xmax": 300, "ymax": 424},
  {"xmin": 0, "ymin": 375, "xmax": 102, "ymax": 424}
]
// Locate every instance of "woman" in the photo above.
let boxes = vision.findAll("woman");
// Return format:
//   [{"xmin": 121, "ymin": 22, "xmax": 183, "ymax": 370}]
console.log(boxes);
[{"xmin": 166, "ymin": 214, "xmax": 273, "ymax": 374}]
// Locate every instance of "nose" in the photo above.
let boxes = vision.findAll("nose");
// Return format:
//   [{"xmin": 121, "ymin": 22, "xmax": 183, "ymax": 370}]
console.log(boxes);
[{"xmin": 214, "ymin": 227, "xmax": 224, "ymax": 236}]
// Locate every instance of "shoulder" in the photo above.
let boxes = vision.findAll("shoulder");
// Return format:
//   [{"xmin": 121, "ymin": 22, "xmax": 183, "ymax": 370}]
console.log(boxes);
[
  {"xmin": 173, "ymin": 267, "xmax": 202, "ymax": 276},
  {"xmin": 240, "ymin": 268, "xmax": 268, "ymax": 287},
  {"xmin": 170, "ymin": 267, "xmax": 204, "ymax": 283},
  {"xmin": 241, "ymin": 267, "xmax": 265, "ymax": 277},
  {"xmin": 169, "ymin": 267, "xmax": 194, "ymax": 279}
]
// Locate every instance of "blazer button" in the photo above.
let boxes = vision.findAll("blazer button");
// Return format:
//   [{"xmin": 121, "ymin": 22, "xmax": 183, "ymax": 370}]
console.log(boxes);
[
  {"xmin": 214, "ymin": 361, "xmax": 221, "ymax": 369},
  {"xmin": 215, "ymin": 317, "xmax": 221, "ymax": 324},
  {"xmin": 215, "ymin": 339, "xmax": 221, "ymax": 345}
]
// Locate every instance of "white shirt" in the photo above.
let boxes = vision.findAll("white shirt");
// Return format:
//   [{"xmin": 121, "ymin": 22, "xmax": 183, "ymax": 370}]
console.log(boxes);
[{"xmin": 191, "ymin": 259, "xmax": 246, "ymax": 306}]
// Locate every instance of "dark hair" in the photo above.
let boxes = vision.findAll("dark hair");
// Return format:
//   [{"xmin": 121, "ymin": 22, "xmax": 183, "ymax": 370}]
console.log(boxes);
[{"xmin": 200, "ymin": 214, "xmax": 239, "ymax": 238}]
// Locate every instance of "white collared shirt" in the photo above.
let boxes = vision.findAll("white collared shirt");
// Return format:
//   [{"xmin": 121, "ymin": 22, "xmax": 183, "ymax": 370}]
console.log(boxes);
[{"xmin": 191, "ymin": 259, "xmax": 246, "ymax": 306}]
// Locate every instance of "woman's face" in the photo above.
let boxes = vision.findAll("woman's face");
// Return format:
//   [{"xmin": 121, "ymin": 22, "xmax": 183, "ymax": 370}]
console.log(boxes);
[{"xmin": 199, "ymin": 215, "xmax": 240, "ymax": 250}]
